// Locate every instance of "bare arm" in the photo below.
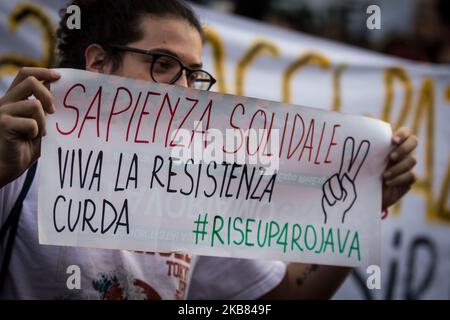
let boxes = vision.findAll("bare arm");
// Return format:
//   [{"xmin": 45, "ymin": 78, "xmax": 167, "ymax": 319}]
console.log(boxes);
[{"xmin": 260, "ymin": 263, "xmax": 351, "ymax": 299}]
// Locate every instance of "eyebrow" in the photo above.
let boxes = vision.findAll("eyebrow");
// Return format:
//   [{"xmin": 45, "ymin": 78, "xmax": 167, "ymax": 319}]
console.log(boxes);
[{"xmin": 151, "ymin": 47, "xmax": 203, "ymax": 69}]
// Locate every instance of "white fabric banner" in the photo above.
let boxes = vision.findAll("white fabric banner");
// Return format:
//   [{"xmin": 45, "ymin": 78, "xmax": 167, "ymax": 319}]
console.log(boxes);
[{"xmin": 1, "ymin": 0, "xmax": 449, "ymax": 298}]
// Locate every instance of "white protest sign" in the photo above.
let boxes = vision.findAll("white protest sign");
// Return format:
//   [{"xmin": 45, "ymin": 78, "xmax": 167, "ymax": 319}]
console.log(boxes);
[
  {"xmin": 2, "ymin": 0, "xmax": 449, "ymax": 299},
  {"xmin": 38, "ymin": 68, "xmax": 392, "ymax": 267}
]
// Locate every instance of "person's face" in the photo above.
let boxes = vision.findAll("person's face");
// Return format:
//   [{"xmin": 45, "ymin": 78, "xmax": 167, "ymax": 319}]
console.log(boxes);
[{"xmin": 108, "ymin": 15, "xmax": 203, "ymax": 88}]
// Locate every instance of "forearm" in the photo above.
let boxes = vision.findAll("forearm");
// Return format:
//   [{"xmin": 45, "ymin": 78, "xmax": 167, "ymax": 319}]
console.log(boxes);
[{"xmin": 260, "ymin": 263, "xmax": 352, "ymax": 299}]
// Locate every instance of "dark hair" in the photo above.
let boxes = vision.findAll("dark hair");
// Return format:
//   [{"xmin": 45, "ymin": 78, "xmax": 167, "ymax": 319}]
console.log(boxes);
[{"xmin": 56, "ymin": 0, "xmax": 202, "ymax": 70}]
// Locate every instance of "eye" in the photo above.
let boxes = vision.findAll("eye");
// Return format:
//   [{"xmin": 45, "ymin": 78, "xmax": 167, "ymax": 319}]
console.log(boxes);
[
  {"xmin": 189, "ymin": 71, "xmax": 212, "ymax": 90},
  {"xmin": 188, "ymin": 72, "xmax": 199, "ymax": 83},
  {"xmin": 152, "ymin": 56, "xmax": 179, "ymax": 74}
]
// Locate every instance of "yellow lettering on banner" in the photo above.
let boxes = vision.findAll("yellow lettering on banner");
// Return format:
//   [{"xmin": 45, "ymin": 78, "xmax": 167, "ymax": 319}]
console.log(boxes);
[
  {"xmin": 437, "ymin": 86, "xmax": 450, "ymax": 220},
  {"xmin": 282, "ymin": 52, "xmax": 330, "ymax": 104},
  {"xmin": 381, "ymin": 67, "xmax": 413, "ymax": 128},
  {"xmin": 381, "ymin": 67, "xmax": 412, "ymax": 215},
  {"xmin": 332, "ymin": 64, "xmax": 347, "ymax": 112},
  {"xmin": 235, "ymin": 39, "xmax": 280, "ymax": 96},
  {"xmin": 0, "ymin": 3, "xmax": 56, "ymax": 79},
  {"xmin": 445, "ymin": 86, "xmax": 450, "ymax": 102},
  {"xmin": 411, "ymin": 78, "xmax": 438, "ymax": 222},
  {"xmin": 381, "ymin": 71, "xmax": 448, "ymax": 223},
  {"xmin": 432, "ymin": 86, "xmax": 450, "ymax": 222},
  {"xmin": 437, "ymin": 159, "xmax": 450, "ymax": 221},
  {"xmin": 442, "ymin": 85, "xmax": 450, "ymax": 220},
  {"xmin": 202, "ymin": 26, "xmax": 227, "ymax": 93}
]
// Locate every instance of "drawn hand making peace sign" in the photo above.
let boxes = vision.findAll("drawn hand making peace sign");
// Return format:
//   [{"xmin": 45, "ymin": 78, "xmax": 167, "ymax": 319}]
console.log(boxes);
[{"xmin": 321, "ymin": 137, "xmax": 370, "ymax": 224}]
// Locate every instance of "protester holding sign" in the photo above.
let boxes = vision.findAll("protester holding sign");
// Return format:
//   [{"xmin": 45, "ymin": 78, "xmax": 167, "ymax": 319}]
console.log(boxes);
[{"xmin": 0, "ymin": 0, "xmax": 417, "ymax": 299}]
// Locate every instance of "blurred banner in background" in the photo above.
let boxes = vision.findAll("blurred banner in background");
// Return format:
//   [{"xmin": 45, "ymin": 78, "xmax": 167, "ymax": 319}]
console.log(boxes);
[{"xmin": 1, "ymin": 0, "xmax": 449, "ymax": 299}]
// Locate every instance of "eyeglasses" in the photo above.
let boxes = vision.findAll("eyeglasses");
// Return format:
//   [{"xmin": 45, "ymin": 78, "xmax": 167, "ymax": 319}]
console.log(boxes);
[{"xmin": 110, "ymin": 44, "xmax": 216, "ymax": 91}]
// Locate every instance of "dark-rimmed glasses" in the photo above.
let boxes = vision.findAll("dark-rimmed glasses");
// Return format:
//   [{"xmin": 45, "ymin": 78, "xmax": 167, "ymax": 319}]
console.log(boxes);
[{"xmin": 110, "ymin": 44, "xmax": 216, "ymax": 91}]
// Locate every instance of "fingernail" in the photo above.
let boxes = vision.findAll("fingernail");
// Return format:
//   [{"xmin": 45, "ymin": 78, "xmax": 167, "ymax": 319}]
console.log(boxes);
[
  {"xmin": 52, "ymin": 70, "xmax": 61, "ymax": 77},
  {"xmin": 384, "ymin": 171, "xmax": 391, "ymax": 178},
  {"xmin": 393, "ymin": 136, "xmax": 401, "ymax": 144},
  {"xmin": 51, "ymin": 103, "xmax": 56, "ymax": 113},
  {"xmin": 391, "ymin": 152, "xmax": 398, "ymax": 160}
]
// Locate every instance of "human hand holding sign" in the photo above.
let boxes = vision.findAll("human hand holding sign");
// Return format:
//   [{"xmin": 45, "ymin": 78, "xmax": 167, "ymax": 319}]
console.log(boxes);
[
  {"xmin": 321, "ymin": 137, "xmax": 370, "ymax": 224},
  {"xmin": 0, "ymin": 67, "xmax": 60, "ymax": 187},
  {"xmin": 381, "ymin": 127, "xmax": 418, "ymax": 210}
]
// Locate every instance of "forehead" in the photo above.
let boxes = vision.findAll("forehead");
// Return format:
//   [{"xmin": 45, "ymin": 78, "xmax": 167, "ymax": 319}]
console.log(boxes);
[{"xmin": 132, "ymin": 15, "xmax": 203, "ymax": 65}]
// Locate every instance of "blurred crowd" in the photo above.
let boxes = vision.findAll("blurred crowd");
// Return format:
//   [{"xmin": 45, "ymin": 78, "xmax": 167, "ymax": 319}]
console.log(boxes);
[{"xmin": 191, "ymin": 0, "xmax": 450, "ymax": 64}]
